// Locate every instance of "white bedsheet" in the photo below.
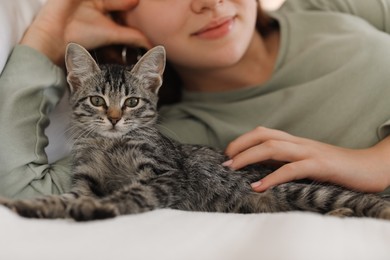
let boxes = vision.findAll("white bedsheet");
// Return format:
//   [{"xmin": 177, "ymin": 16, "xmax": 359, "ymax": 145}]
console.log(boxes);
[{"xmin": 1, "ymin": 206, "xmax": 390, "ymax": 260}]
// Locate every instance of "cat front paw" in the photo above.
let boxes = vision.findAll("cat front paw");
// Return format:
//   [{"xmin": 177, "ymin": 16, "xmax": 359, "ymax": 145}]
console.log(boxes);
[
  {"xmin": 68, "ymin": 197, "xmax": 119, "ymax": 221},
  {"xmin": 1, "ymin": 200, "xmax": 46, "ymax": 218},
  {"xmin": 1, "ymin": 197, "xmax": 67, "ymax": 219}
]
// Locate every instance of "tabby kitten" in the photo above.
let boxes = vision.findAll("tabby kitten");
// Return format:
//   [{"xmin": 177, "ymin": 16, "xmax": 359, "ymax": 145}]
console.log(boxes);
[{"xmin": 1, "ymin": 43, "xmax": 389, "ymax": 221}]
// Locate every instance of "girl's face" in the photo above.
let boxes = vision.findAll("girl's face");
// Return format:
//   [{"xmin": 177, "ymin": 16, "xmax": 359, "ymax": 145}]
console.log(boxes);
[{"xmin": 121, "ymin": 0, "xmax": 258, "ymax": 70}]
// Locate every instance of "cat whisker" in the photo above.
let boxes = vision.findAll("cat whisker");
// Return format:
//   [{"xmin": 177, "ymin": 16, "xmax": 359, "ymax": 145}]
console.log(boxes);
[
  {"xmin": 63, "ymin": 126, "xmax": 82, "ymax": 144},
  {"xmin": 66, "ymin": 124, "xmax": 98, "ymax": 144},
  {"xmin": 83, "ymin": 124, "xmax": 99, "ymax": 139}
]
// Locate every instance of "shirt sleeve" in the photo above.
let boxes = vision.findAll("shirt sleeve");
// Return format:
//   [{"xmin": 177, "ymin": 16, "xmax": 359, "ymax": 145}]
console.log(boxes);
[
  {"xmin": 0, "ymin": 45, "xmax": 72, "ymax": 199},
  {"xmin": 281, "ymin": 0, "xmax": 390, "ymax": 33}
]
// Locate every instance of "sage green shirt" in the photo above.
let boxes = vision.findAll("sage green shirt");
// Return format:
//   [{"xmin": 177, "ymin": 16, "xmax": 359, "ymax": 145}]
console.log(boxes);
[{"xmin": 1, "ymin": 0, "xmax": 390, "ymax": 198}]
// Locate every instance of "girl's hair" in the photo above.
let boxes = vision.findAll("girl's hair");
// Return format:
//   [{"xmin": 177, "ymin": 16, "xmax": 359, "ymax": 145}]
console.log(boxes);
[{"xmin": 92, "ymin": 2, "xmax": 276, "ymax": 107}]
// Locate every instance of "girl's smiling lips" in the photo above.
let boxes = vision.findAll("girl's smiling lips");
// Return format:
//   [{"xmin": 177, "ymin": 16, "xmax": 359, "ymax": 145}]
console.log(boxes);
[{"xmin": 192, "ymin": 16, "xmax": 236, "ymax": 40}]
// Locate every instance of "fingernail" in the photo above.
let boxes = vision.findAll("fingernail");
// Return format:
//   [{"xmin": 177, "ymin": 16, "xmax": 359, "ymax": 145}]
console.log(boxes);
[
  {"xmin": 222, "ymin": 159, "xmax": 233, "ymax": 167},
  {"xmin": 251, "ymin": 181, "xmax": 262, "ymax": 189}
]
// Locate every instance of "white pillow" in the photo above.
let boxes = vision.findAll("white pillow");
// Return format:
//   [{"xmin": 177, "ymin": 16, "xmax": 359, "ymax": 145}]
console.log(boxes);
[{"xmin": 0, "ymin": 0, "xmax": 45, "ymax": 73}]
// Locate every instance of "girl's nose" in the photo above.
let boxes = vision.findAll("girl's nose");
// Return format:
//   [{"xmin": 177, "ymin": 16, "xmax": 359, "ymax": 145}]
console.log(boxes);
[{"xmin": 191, "ymin": 0, "xmax": 223, "ymax": 13}]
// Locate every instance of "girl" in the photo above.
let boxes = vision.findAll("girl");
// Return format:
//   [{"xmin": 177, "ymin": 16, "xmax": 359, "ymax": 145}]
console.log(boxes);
[{"xmin": 0, "ymin": 0, "xmax": 389, "ymax": 199}]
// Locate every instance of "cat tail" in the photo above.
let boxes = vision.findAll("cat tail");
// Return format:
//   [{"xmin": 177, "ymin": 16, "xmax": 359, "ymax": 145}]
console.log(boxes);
[{"xmin": 269, "ymin": 183, "xmax": 390, "ymax": 220}]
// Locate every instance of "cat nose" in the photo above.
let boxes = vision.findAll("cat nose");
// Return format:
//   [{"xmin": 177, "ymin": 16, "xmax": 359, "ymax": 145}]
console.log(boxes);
[
  {"xmin": 108, "ymin": 116, "xmax": 121, "ymax": 126},
  {"xmin": 107, "ymin": 108, "xmax": 122, "ymax": 126}
]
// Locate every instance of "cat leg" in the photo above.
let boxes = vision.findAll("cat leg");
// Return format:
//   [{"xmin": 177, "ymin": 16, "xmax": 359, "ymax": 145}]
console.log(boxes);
[
  {"xmin": 68, "ymin": 177, "xmax": 176, "ymax": 221},
  {"xmin": 103, "ymin": 182, "xmax": 170, "ymax": 215},
  {"xmin": 0, "ymin": 193, "xmax": 75, "ymax": 219},
  {"xmin": 68, "ymin": 187, "xmax": 155, "ymax": 221},
  {"xmin": 0, "ymin": 194, "xmax": 117, "ymax": 221}
]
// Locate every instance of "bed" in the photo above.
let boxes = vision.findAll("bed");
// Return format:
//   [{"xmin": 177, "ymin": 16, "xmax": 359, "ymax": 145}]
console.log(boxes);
[
  {"xmin": 1, "ymin": 207, "xmax": 390, "ymax": 260},
  {"xmin": 1, "ymin": 1, "xmax": 390, "ymax": 259}
]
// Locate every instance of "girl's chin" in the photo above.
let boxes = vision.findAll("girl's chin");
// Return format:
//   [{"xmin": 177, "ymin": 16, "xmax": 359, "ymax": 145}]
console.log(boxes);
[{"xmin": 171, "ymin": 46, "xmax": 246, "ymax": 68}]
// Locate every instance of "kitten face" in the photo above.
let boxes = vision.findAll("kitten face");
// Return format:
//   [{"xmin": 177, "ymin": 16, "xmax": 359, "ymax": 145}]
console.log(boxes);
[
  {"xmin": 65, "ymin": 43, "xmax": 166, "ymax": 139},
  {"xmin": 72, "ymin": 65, "xmax": 158, "ymax": 138}
]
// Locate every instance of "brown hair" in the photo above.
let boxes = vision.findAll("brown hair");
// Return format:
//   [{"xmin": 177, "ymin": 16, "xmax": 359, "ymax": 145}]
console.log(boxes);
[{"xmin": 91, "ymin": 3, "xmax": 275, "ymax": 107}]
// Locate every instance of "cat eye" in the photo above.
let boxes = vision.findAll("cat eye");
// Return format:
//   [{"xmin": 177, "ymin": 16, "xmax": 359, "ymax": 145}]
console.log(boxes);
[
  {"xmin": 124, "ymin": 97, "xmax": 140, "ymax": 108},
  {"xmin": 90, "ymin": 96, "xmax": 106, "ymax": 107}
]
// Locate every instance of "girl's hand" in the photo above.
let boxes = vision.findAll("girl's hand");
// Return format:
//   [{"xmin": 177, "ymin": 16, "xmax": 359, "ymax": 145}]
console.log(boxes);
[
  {"xmin": 224, "ymin": 127, "xmax": 390, "ymax": 193},
  {"xmin": 21, "ymin": 0, "xmax": 151, "ymax": 65}
]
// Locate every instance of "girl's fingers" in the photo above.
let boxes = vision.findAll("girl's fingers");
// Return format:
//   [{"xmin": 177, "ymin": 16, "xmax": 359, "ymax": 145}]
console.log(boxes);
[
  {"xmin": 251, "ymin": 160, "xmax": 316, "ymax": 192},
  {"xmin": 67, "ymin": 14, "xmax": 152, "ymax": 49},
  {"xmin": 65, "ymin": 0, "xmax": 151, "ymax": 49},
  {"xmin": 22, "ymin": 0, "xmax": 144, "ymax": 63},
  {"xmin": 225, "ymin": 140, "xmax": 307, "ymax": 170},
  {"xmin": 225, "ymin": 127, "xmax": 296, "ymax": 158},
  {"xmin": 105, "ymin": 26, "xmax": 152, "ymax": 49}
]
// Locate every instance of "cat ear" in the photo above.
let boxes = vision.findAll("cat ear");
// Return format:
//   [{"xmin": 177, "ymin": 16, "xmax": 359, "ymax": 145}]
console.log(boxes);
[
  {"xmin": 131, "ymin": 46, "xmax": 166, "ymax": 94},
  {"xmin": 65, "ymin": 43, "xmax": 101, "ymax": 93}
]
